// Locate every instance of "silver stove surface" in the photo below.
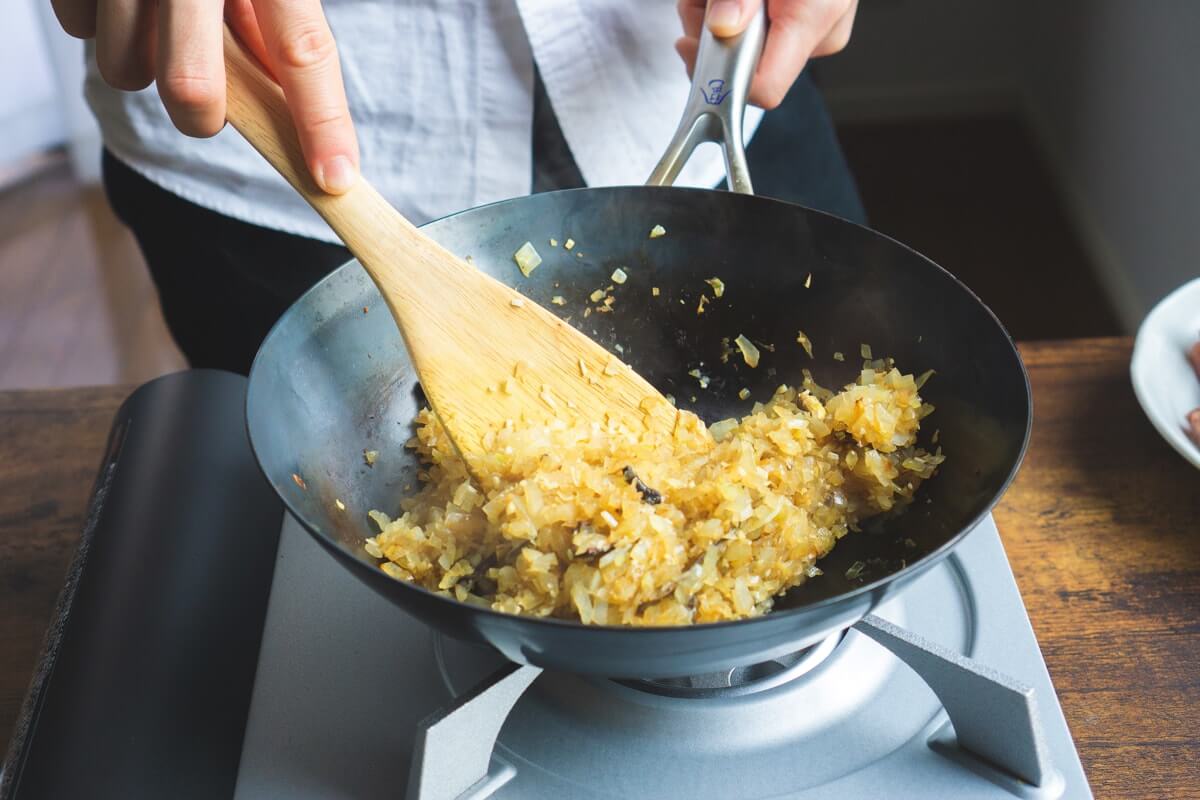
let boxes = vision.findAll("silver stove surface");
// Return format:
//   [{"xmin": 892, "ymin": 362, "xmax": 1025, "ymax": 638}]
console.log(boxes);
[{"xmin": 235, "ymin": 515, "xmax": 1090, "ymax": 799}]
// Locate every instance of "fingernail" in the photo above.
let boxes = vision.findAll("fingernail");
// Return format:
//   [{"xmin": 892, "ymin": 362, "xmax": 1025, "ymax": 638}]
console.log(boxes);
[
  {"xmin": 316, "ymin": 155, "xmax": 357, "ymax": 194},
  {"xmin": 708, "ymin": 0, "xmax": 743, "ymax": 33}
]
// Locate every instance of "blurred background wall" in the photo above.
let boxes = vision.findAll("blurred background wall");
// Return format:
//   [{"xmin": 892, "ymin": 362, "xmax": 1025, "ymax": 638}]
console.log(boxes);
[
  {"xmin": 0, "ymin": 0, "xmax": 67, "ymax": 181},
  {"xmin": 3, "ymin": 0, "xmax": 100, "ymax": 185},
  {"xmin": 819, "ymin": 0, "xmax": 1200, "ymax": 330},
  {"xmin": 1025, "ymin": 3, "xmax": 1200, "ymax": 330}
]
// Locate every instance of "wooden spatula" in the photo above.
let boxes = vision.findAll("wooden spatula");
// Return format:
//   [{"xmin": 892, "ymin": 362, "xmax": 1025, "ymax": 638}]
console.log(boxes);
[{"xmin": 221, "ymin": 30, "xmax": 678, "ymax": 465}]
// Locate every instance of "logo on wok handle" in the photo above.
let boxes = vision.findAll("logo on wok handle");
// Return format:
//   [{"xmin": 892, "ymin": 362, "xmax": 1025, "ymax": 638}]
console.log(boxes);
[{"xmin": 700, "ymin": 79, "xmax": 730, "ymax": 105}]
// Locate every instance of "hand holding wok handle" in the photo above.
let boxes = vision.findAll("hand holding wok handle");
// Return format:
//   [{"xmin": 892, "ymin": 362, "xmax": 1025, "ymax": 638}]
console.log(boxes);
[{"xmin": 647, "ymin": 1, "xmax": 766, "ymax": 195}]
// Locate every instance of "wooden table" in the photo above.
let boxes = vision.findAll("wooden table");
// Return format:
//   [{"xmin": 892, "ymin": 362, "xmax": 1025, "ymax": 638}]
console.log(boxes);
[{"xmin": 1, "ymin": 338, "xmax": 1196, "ymax": 797}]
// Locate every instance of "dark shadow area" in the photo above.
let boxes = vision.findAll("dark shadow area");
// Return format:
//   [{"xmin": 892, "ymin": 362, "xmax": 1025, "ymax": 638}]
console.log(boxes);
[{"xmin": 836, "ymin": 115, "xmax": 1122, "ymax": 340}]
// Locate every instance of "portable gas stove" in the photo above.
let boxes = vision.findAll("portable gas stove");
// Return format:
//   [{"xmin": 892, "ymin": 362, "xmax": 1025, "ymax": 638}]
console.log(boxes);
[{"xmin": 2, "ymin": 373, "xmax": 1091, "ymax": 799}]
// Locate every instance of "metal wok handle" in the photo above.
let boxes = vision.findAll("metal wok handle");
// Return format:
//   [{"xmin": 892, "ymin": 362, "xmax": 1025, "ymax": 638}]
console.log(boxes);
[{"xmin": 646, "ymin": 2, "xmax": 766, "ymax": 195}]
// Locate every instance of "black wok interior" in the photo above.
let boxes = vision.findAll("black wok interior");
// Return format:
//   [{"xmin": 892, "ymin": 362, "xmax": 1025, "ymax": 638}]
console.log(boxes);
[{"xmin": 245, "ymin": 186, "xmax": 1030, "ymax": 678}]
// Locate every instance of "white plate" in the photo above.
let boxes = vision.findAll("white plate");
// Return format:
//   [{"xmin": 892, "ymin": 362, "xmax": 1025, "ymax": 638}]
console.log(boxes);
[{"xmin": 1131, "ymin": 277, "xmax": 1200, "ymax": 469}]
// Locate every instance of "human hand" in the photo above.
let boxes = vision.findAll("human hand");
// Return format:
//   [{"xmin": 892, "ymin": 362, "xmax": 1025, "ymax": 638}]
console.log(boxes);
[
  {"xmin": 676, "ymin": 0, "xmax": 858, "ymax": 109},
  {"xmin": 51, "ymin": 0, "xmax": 359, "ymax": 194}
]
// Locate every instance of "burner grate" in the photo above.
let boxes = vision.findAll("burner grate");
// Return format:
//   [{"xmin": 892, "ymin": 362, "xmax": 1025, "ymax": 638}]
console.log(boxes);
[
  {"xmin": 416, "ymin": 615, "xmax": 1059, "ymax": 800},
  {"xmin": 616, "ymin": 631, "xmax": 843, "ymax": 698}
]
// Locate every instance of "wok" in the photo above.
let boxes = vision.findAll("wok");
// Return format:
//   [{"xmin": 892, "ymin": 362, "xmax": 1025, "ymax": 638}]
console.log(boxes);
[{"xmin": 245, "ymin": 13, "xmax": 1031, "ymax": 679}]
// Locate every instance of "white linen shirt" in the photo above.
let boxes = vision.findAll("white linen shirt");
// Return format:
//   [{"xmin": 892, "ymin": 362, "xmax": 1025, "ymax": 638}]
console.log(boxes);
[{"xmin": 85, "ymin": 0, "xmax": 762, "ymax": 243}]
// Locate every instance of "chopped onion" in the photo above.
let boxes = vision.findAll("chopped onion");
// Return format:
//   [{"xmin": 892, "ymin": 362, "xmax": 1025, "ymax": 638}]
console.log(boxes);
[
  {"xmin": 564, "ymin": 237, "xmax": 576, "ymax": 250},
  {"xmin": 796, "ymin": 330, "xmax": 813, "ymax": 359},
  {"xmin": 719, "ymin": 337, "xmax": 733, "ymax": 364},
  {"xmin": 648, "ymin": 224, "xmax": 666, "ymax": 239},
  {"xmin": 611, "ymin": 268, "xmax": 628, "ymax": 284},
  {"xmin": 735, "ymin": 334, "xmax": 760, "ymax": 368},
  {"xmin": 551, "ymin": 295, "xmax": 566, "ymax": 305},
  {"xmin": 513, "ymin": 241, "xmax": 542, "ymax": 277},
  {"xmin": 705, "ymin": 277, "xmax": 725, "ymax": 297},
  {"xmin": 710, "ymin": 418, "xmax": 739, "ymax": 440}
]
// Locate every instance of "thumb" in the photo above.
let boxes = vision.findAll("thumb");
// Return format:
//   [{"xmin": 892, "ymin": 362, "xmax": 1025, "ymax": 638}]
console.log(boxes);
[{"xmin": 706, "ymin": 0, "xmax": 763, "ymax": 37}]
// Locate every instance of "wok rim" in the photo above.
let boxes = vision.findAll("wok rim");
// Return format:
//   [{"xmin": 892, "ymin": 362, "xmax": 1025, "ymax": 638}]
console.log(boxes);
[{"xmin": 245, "ymin": 184, "xmax": 1034, "ymax": 636}]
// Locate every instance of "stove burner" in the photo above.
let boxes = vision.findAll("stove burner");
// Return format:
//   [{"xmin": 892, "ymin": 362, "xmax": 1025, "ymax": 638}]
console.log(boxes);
[{"xmin": 616, "ymin": 631, "xmax": 844, "ymax": 698}]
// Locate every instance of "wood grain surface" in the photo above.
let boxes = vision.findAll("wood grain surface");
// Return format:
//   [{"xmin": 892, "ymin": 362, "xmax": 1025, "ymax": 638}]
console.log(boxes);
[
  {"xmin": 994, "ymin": 338, "xmax": 1200, "ymax": 799},
  {"xmin": 0, "ymin": 385, "xmax": 130, "ymax": 744},
  {"xmin": 1, "ymin": 338, "xmax": 1196, "ymax": 798}
]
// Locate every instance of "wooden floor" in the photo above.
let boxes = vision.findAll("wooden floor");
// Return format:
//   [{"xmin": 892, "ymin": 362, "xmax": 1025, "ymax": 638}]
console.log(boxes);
[
  {"xmin": 0, "ymin": 118, "xmax": 1120, "ymax": 390},
  {"xmin": 0, "ymin": 160, "xmax": 184, "ymax": 391}
]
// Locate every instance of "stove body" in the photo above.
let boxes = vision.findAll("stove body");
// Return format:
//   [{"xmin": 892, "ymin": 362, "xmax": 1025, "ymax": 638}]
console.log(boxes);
[
  {"xmin": 237, "ymin": 514, "xmax": 1088, "ymax": 800},
  {"xmin": 1, "ymin": 372, "xmax": 1090, "ymax": 800}
]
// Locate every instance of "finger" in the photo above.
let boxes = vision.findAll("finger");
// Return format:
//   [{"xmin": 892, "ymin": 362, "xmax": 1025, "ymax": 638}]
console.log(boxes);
[
  {"xmin": 707, "ymin": 0, "xmax": 763, "ymax": 38},
  {"xmin": 224, "ymin": 0, "xmax": 273, "ymax": 80},
  {"xmin": 675, "ymin": 36, "xmax": 699, "ymax": 77},
  {"xmin": 812, "ymin": 0, "xmax": 857, "ymax": 57},
  {"xmin": 94, "ymin": 0, "xmax": 156, "ymax": 90},
  {"xmin": 157, "ymin": 0, "xmax": 225, "ymax": 137},
  {"xmin": 252, "ymin": 0, "xmax": 359, "ymax": 194},
  {"xmin": 676, "ymin": 0, "xmax": 704, "ymax": 40},
  {"xmin": 751, "ymin": 0, "xmax": 846, "ymax": 108},
  {"xmin": 51, "ymin": 0, "xmax": 99, "ymax": 39}
]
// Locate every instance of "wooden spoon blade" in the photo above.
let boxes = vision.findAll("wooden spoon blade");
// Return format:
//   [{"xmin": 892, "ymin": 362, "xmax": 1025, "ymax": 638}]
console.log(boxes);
[{"xmin": 396, "ymin": 260, "xmax": 682, "ymax": 462}]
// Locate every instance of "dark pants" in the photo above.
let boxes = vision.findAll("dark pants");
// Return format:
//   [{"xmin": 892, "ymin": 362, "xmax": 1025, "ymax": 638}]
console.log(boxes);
[{"xmin": 104, "ymin": 72, "xmax": 863, "ymax": 375}]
